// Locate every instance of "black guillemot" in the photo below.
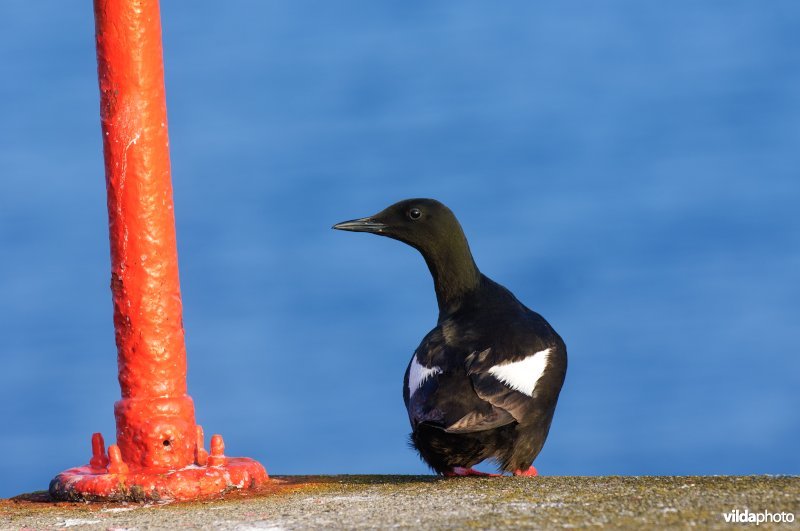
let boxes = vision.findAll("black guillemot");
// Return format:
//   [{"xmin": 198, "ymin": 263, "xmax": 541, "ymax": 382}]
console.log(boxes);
[{"xmin": 333, "ymin": 198, "xmax": 567, "ymax": 476}]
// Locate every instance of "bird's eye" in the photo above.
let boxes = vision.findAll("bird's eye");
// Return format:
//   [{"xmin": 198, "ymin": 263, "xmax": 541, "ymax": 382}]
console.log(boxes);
[{"xmin": 408, "ymin": 208, "xmax": 422, "ymax": 220}]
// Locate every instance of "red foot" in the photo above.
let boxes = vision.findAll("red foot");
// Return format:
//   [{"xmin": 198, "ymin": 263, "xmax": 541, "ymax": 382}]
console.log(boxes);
[
  {"xmin": 444, "ymin": 467, "xmax": 501, "ymax": 477},
  {"xmin": 513, "ymin": 465, "xmax": 538, "ymax": 477}
]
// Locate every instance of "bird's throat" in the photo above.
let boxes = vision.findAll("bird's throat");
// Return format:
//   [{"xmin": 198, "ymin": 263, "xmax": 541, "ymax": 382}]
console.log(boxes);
[{"xmin": 421, "ymin": 234, "xmax": 481, "ymax": 317}]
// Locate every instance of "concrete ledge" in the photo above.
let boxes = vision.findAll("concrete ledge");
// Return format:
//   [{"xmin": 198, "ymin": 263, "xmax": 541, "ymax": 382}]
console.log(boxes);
[{"xmin": 2, "ymin": 475, "xmax": 798, "ymax": 529}]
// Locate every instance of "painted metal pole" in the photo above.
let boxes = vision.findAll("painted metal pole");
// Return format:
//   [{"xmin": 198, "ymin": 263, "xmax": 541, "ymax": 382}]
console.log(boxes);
[{"xmin": 50, "ymin": 0, "xmax": 268, "ymax": 501}]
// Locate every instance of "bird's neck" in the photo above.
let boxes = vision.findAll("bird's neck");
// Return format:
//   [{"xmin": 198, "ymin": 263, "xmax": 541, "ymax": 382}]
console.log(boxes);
[{"xmin": 421, "ymin": 233, "xmax": 481, "ymax": 317}]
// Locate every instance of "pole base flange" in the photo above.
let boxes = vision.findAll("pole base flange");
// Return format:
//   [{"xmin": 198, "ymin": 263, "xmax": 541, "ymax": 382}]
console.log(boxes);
[{"xmin": 49, "ymin": 457, "xmax": 269, "ymax": 502}]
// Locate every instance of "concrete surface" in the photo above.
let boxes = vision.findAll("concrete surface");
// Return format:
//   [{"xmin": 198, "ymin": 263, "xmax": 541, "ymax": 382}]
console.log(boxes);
[{"xmin": 2, "ymin": 475, "xmax": 798, "ymax": 529}]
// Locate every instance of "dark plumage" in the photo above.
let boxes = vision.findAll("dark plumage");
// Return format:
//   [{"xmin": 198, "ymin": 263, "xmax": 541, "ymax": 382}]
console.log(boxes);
[{"xmin": 333, "ymin": 199, "xmax": 567, "ymax": 476}]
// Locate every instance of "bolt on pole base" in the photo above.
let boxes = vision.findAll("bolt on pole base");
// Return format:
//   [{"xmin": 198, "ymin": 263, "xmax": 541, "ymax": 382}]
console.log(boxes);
[{"xmin": 50, "ymin": 433, "xmax": 268, "ymax": 502}]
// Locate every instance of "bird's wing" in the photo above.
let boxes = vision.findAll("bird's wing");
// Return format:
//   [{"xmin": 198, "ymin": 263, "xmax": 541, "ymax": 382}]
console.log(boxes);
[
  {"xmin": 442, "ymin": 406, "xmax": 515, "ymax": 433},
  {"xmin": 404, "ymin": 353, "xmax": 444, "ymax": 427},
  {"xmin": 404, "ymin": 343, "xmax": 515, "ymax": 432},
  {"xmin": 456, "ymin": 346, "xmax": 554, "ymax": 429}
]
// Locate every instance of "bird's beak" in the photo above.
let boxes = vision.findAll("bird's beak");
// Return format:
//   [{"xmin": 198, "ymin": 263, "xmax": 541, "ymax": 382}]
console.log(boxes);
[{"xmin": 332, "ymin": 216, "xmax": 387, "ymax": 234}]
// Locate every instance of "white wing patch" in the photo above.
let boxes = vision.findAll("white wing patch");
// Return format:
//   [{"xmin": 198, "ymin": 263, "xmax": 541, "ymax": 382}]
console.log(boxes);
[
  {"xmin": 408, "ymin": 355, "xmax": 442, "ymax": 397},
  {"xmin": 488, "ymin": 348, "xmax": 551, "ymax": 397}
]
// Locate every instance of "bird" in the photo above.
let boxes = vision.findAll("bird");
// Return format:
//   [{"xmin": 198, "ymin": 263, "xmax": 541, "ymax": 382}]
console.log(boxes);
[{"xmin": 333, "ymin": 198, "xmax": 567, "ymax": 477}]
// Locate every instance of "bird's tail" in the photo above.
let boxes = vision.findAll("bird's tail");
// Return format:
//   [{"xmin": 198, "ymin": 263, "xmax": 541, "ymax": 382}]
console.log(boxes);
[{"xmin": 410, "ymin": 422, "xmax": 493, "ymax": 474}]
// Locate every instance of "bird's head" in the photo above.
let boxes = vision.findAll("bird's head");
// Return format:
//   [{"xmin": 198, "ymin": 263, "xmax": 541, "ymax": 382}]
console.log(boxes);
[
  {"xmin": 333, "ymin": 198, "xmax": 481, "ymax": 313},
  {"xmin": 332, "ymin": 198, "xmax": 464, "ymax": 255}
]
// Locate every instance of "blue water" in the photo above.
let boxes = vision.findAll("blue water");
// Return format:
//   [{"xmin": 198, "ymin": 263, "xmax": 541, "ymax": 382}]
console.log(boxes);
[{"xmin": 1, "ymin": 1, "xmax": 799, "ymax": 498}]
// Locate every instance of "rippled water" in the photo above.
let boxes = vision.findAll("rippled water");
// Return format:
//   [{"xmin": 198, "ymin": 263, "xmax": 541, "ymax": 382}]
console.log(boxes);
[{"xmin": 1, "ymin": 1, "xmax": 798, "ymax": 497}]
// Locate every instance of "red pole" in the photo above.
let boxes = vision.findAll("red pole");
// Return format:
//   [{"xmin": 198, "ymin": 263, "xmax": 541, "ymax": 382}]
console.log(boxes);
[
  {"xmin": 50, "ymin": 0, "xmax": 268, "ymax": 501},
  {"xmin": 97, "ymin": 0, "xmax": 193, "ymax": 471}
]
